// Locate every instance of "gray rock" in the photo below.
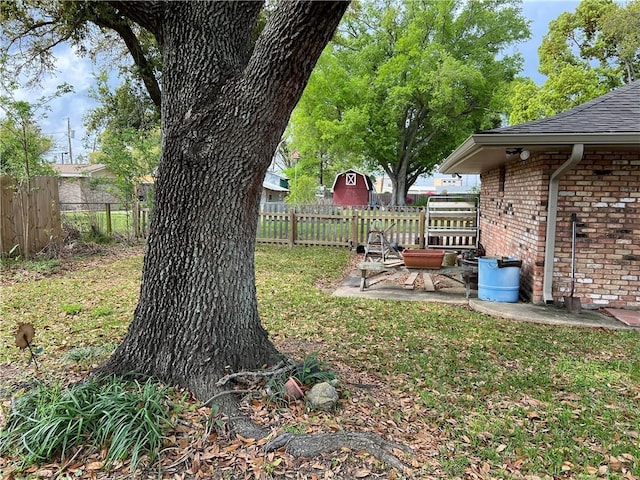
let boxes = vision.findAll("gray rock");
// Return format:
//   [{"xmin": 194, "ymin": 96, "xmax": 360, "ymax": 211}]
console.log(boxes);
[{"xmin": 306, "ymin": 382, "xmax": 339, "ymax": 411}]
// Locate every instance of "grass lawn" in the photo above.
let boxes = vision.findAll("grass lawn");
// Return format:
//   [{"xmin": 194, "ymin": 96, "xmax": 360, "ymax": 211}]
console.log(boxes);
[{"xmin": 1, "ymin": 245, "xmax": 639, "ymax": 479}]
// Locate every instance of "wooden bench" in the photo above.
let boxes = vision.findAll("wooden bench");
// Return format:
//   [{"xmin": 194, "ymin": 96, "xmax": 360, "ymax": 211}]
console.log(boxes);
[{"xmin": 357, "ymin": 261, "xmax": 477, "ymax": 298}]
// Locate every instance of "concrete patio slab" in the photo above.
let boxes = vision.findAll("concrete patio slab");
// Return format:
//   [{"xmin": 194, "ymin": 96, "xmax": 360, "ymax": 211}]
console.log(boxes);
[{"xmin": 333, "ymin": 270, "xmax": 637, "ymax": 331}]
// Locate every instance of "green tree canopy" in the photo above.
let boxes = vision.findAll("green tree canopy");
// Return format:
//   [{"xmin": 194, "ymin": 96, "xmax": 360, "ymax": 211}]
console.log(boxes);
[
  {"xmin": 85, "ymin": 71, "xmax": 160, "ymax": 206},
  {"xmin": 0, "ymin": 106, "xmax": 54, "ymax": 179},
  {"xmin": 509, "ymin": 0, "xmax": 640, "ymax": 124},
  {"xmin": 289, "ymin": 0, "xmax": 529, "ymax": 205},
  {"xmin": 0, "ymin": 85, "xmax": 71, "ymax": 179}
]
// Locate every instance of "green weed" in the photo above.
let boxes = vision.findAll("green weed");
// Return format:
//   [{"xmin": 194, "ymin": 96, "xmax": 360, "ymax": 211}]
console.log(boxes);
[
  {"xmin": 61, "ymin": 345, "xmax": 115, "ymax": 365},
  {"xmin": 90, "ymin": 304, "xmax": 114, "ymax": 318},
  {"xmin": 60, "ymin": 303, "xmax": 83, "ymax": 315}
]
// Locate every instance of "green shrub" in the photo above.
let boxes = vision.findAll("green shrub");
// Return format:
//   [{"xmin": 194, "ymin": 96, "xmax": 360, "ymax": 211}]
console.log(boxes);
[
  {"xmin": 0, "ymin": 376, "xmax": 175, "ymax": 473},
  {"xmin": 80, "ymin": 224, "xmax": 113, "ymax": 244},
  {"xmin": 294, "ymin": 353, "xmax": 335, "ymax": 385}
]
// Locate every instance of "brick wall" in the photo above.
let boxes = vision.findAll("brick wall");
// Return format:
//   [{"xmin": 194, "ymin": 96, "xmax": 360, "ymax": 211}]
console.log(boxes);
[
  {"xmin": 58, "ymin": 177, "xmax": 120, "ymax": 210},
  {"xmin": 557, "ymin": 151, "xmax": 640, "ymax": 309},
  {"xmin": 479, "ymin": 156, "xmax": 547, "ymax": 302},
  {"xmin": 480, "ymin": 149, "xmax": 640, "ymax": 309}
]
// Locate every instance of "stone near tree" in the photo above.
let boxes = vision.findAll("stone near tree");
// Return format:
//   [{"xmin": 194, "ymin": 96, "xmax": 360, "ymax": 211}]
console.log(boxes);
[{"xmin": 307, "ymin": 382, "xmax": 339, "ymax": 411}]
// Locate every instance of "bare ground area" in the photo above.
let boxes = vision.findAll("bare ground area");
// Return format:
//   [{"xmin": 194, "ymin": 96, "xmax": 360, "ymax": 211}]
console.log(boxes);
[{"xmin": 0, "ymin": 242, "xmax": 146, "ymax": 286}]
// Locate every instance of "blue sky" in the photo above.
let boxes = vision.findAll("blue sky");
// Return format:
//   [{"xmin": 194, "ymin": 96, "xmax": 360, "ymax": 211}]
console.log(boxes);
[
  {"xmin": 14, "ymin": 0, "xmax": 582, "ymax": 162},
  {"xmin": 519, "ymin": 0, "xmax": 583, "ymax": 84}
]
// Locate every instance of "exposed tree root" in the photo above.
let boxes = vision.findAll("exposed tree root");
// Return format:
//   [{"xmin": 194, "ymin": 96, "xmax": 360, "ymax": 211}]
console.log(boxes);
[
  {"xmin": 217, "ymin": 396, "xmax": 413, "ymax": 473},
  {"xmin": 214, "ymin": 359, "xmax": 296, "ymax": 388},
  {"xmin": 264, "ymin": 431, "xmax": 413, "ymax": 472}
]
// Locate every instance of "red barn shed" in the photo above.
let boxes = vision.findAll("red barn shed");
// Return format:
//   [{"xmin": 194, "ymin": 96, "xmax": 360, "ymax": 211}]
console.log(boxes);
[{"xmin": 331, "ymin": 169, "xmax": 373, "ymax": 206}]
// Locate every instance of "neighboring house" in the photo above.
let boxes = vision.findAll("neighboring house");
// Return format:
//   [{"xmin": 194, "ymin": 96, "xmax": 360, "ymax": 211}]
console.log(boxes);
[
  {"xmin": 375, "ymin": 174, "xmax": 480, "ymax": 204},
  {"xmin": 261, "ymin": 170, "xmax": 289, "ymax": 206},
  {"xmin": 331, "ymin": 169, "xmax": 374, "ymax": 206},
  {"xmin": 52, "ymin": 163, "xmax": 120, "ymax": 210},
  {"xmin": 440, "ymin": 81, "xmax": 640, "ymax": 310},
  {"xmin": 57, "ymin": 163, "xmax": 290, "ymax": 211}
]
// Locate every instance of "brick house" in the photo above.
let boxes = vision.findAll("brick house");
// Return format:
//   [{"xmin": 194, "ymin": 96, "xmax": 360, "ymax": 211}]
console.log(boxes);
[
  {"xmin": 52, "ymin": 163, "xmax": 120, "ymax": 210},
  {"xmin": 440, "ymin": 81, "xmax": 639, "ymax": 310}
]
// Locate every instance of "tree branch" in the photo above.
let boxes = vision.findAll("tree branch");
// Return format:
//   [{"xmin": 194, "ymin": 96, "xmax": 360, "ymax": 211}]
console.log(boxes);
[
  {"xmin": 214, "ymin": 360, "xmax": 295, "ymax": 388},
  {"xmin": 107, "ymin": 1, "xmax": 164, "ymax": 35},
  {"xmin": 92, "ymin": 14, "xmax": 162, "ymax": 107},
  {"xmin": 242, "ymin": 1, "xmax": 350, "ymax": 148}
]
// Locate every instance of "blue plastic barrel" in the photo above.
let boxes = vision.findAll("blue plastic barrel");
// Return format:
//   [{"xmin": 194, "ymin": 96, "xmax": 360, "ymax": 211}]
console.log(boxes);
[{"xmin": 478, "ymin": 257, "xmax": 521, "ymax": 302}]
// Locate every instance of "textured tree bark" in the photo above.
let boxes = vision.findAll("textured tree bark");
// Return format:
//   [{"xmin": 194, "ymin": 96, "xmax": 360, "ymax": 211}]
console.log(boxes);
[
  {"xmin": 91, "ymin": 3, "xmax": 413, "ymax": 470},
  {"xmin": 389, "ymin": 166, "xmax": 409, "ymax": 206},
  {"xmin": 96, "ymin": 1, "xmax": 349, "ymax": 401}
]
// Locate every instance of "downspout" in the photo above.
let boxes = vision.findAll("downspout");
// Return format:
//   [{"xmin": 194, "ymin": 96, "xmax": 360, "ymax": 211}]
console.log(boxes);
[{"xmin": 542, "ymin": 143, "xmax": 584, "ymax": 303}]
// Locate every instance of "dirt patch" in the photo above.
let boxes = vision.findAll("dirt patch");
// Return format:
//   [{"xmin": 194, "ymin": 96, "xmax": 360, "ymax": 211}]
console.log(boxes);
[
  {"xmin": 0, "ymin": 363, "xmax": 22, "ymax": 387},
  {"xmin": 277, "ymin": 338, "xmax": 327, "ymax": 359},
  {"xmin": 316, "ymin": 250, "xmax": 364, "ymax": 293},
  {"xmin": 0, "ymin": 243, "xmax": 145, "ymax": 286}
]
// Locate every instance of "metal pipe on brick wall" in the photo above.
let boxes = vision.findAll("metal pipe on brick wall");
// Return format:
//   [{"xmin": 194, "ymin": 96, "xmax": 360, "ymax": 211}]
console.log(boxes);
[{"xmin": 542, "ymin": 143, "xmax": 584, "ymax": 304}]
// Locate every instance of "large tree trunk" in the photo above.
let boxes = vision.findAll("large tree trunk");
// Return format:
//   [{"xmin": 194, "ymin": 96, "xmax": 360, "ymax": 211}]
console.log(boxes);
[
  {"xmin": 98, "ymin": 1, "xmax": 348, "ymax": 401},
  {"xmin": 388, "ymin": 161, "xmax": 409, "ymax": 207}
]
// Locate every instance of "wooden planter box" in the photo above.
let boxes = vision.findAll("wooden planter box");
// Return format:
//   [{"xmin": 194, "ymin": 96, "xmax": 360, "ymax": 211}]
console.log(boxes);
[{"xmin": 402, "ymin": 249, "xmax": 445, "ymax": 269}]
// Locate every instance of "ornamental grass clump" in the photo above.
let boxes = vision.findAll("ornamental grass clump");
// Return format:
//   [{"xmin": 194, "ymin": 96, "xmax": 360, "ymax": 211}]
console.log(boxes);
[{"xmin": 0, "ymin": 375, "xmax": 175, "ymax": 472}]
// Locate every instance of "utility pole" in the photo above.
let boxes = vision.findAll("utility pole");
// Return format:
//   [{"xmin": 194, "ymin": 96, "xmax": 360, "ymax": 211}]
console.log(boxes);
[{"xmin": 67, "ymin": 117, "xmax": 73, "ymax": 164}]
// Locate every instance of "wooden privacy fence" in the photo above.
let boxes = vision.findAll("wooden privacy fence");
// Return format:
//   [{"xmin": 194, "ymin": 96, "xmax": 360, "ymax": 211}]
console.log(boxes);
[{"xmin": 0, "ymin": 176, "xmax": 62, "ymax": 257}]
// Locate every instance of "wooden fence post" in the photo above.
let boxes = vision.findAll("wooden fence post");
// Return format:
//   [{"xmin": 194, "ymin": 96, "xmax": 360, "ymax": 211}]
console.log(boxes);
[
  {"xmin": 288, "ymin": 211, "xmax": 296, "ymax": 247},
  {"xmin": 132, "ymin": 200, "xmax": 141, "ymax": 238},
  {"xmin": 141, "ymin": 209, "xmax": 147, "ymax": 237},
  {"xmin": 351, "ymin": 211, "xmax": 359, "ymax": 248},
  {"xmin": 419, "ymin": 211, "xmax": 426, "ymax": 249},
  {"xmin": 105, "ymin": 203, "xmax": 112, "ymax": 235}
]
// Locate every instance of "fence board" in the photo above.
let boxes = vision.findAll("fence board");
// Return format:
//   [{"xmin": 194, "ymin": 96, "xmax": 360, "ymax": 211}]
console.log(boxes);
[
  {"xmin": 0, "ymin": 176, "xmax": 62, "ymax": 257},
  {"xmin": 294, "ymin": 214, "xmax": 351, "ymax": 247},
  {"xmin": 0, "ymin": 176, "xmax": 18, "ymax": 255}
]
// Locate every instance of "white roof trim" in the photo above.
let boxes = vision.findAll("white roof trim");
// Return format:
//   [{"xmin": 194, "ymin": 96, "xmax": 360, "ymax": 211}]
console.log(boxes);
[{"xmin": 440, "ymin": 133, "xmax": 640, "ymax": 174}]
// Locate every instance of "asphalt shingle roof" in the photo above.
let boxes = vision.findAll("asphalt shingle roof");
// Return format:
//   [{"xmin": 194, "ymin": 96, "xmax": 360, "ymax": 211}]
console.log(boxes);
[{"xmin": 485, "ymin": 80, "xmax": 640, "ymax": 135}]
